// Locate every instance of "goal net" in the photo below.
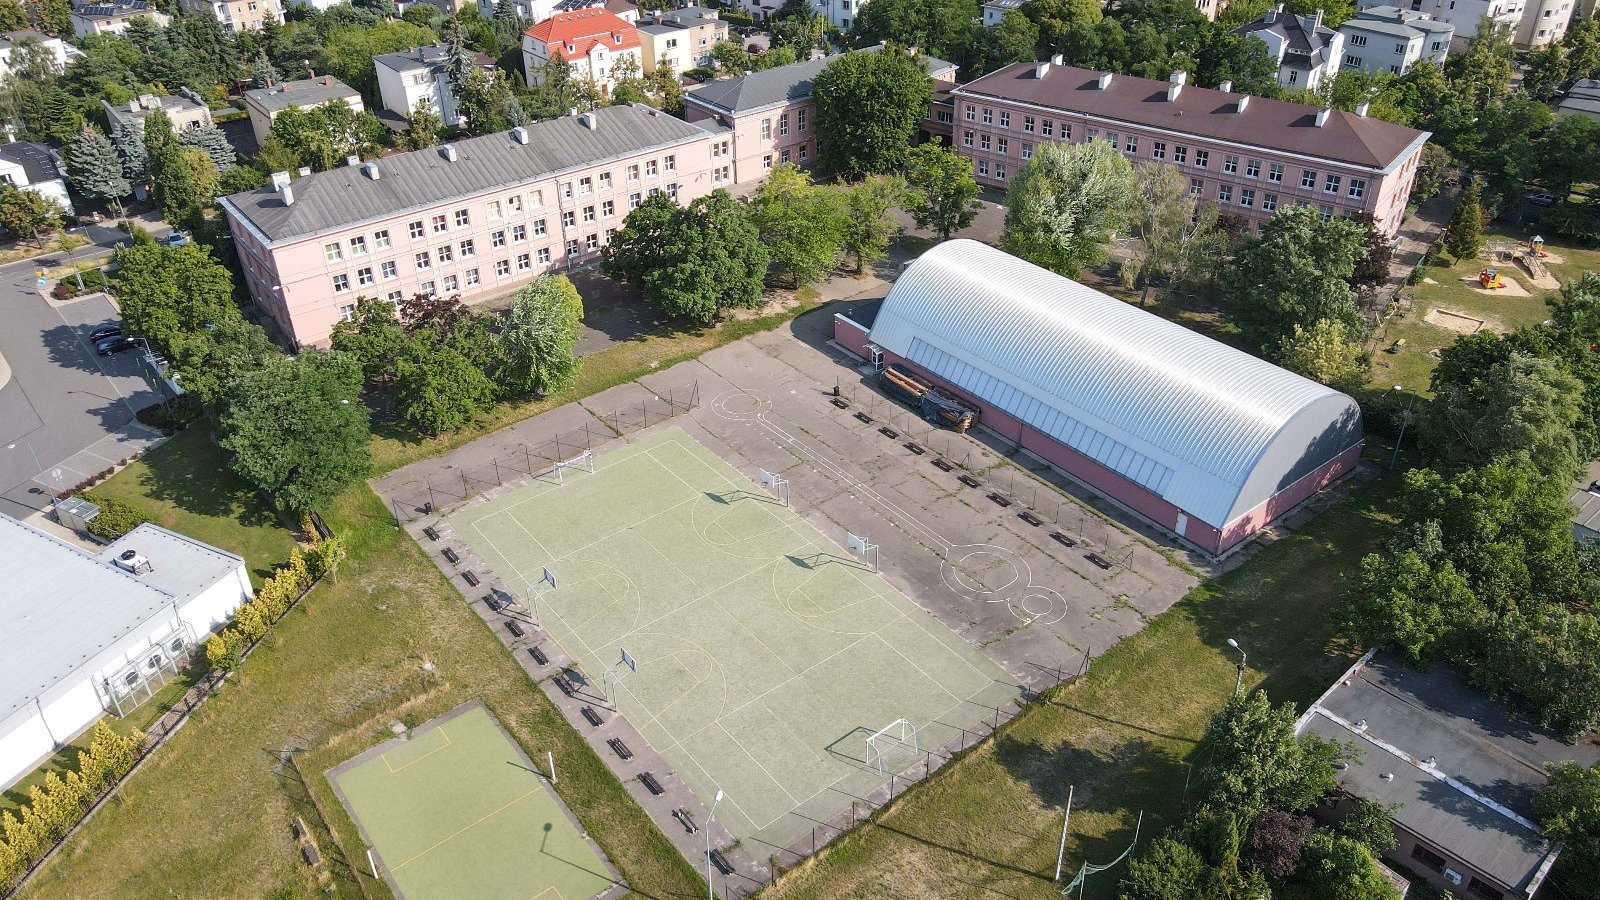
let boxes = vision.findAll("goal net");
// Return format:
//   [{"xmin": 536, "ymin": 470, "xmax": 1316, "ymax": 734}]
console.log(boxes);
[
  {"xmin": 549, "ymin": 450, "xmax": 595, "ymax": 485},
  {"xmin": 865, "ymin": 717, "xmax": 920, "ymax": 774}
]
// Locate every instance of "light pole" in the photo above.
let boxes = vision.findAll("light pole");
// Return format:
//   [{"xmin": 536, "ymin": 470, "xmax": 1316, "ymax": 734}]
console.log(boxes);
[
  {"xmin": 1389, "ymin": 385, "xmax": 1416, "ymax": 471},
  {"xmin": 706, "ymin": 789, "xmax": 724, "ymax": 900},
  {"xmin": 1226, "ymin": 638, "xmax": 1247, "ymax": 698}
]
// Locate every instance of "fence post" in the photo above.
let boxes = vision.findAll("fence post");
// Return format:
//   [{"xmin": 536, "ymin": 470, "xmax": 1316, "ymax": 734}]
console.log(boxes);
[
  {"xmin": 523, "ymin": 443, "xmax": 533, "ymax": 473},
  {"xmin": 493, "ymin": 459, "xmax": 503, "ymax": 486}
]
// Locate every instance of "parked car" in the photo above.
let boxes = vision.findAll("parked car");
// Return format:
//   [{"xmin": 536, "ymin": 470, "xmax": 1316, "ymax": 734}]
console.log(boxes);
[
  {"xmin": 1527, "ymin": 192, "xmax": 1559, "ymax": 207},
  {"xmin": 87, "ymin": 324, "xmax": 121, "ymax": 342},
  {"xmin": 162, "ymin": 231, "xmax": 191, "ymax": 247},
  {"xmin": 95, "ymin": 335, "xmax": 137, "ymax": 355}
]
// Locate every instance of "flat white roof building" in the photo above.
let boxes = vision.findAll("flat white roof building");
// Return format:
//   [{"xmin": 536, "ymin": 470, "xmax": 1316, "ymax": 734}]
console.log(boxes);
[{"xmin": 0, "ymin": 516, "xmax": 251, "ymax": 790}]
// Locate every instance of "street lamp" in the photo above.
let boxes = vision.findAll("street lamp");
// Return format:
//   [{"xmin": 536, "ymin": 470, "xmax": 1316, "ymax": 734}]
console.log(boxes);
[
  {"xmin": 1389, "ymin": 385, "xmax": 1417, "ymax": 471},
  {"xmin": 1226, "ymin": 638, "xmax": 1247, "ymax": 698},
  {"xmin": 706, "ymin": 789, "xmax": 724, "ymax": 900}
]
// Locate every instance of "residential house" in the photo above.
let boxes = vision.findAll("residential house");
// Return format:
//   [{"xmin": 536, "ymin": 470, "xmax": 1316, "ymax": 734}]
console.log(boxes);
[
  {"xmin": 69, "ymin": 1, "xmax": 169, "ymax": 37},
  {"xmin": 981, "ymin": 0, "xmax": 1026, "ymax": 25},
  {"xmin": 1359, "ymin": 0, "xmax": 1522, "ymax": 42},
  {"xmin": 1233, "ymin": 5, "xmax": 1344, "ymax": 91},
  {"xmin": 476, "ymin": 0, "xmax": 636, "ymax": 22},
  {"xmin": 808, "ymin": 0, "xmax": 864, "ymax": 30},
  {"xmin": 735, "ymin": 0, "xmax": 782, "ymax": 19},
  {"xmin": 683, "ymin": 45, "xmax": 958, "ymax": 186},
  {"xmin": 1297, "ymin": 650, "xmax": 1598, "ymax": 899},
  {"xmin": 522, "ymin": 8, "xmax": 642, "ymax": 99},
  {"xmin": 948, "ymin": 60, "xmax": 1430, "ymax": 238},
  {"xmin": 1515, "ymin": 0, "xmax": 1574, "ymax": 45},
  {"xmin": 375, "ymin": 44, "xmax": 497, "ymax": 128},
  {"xmin": 102, "ymin": 91, "xmax": 216, "ymax": 134},
  {"xmin": 1557, "ymin": 78, "xmax": 1600, "ymax": 122},
  {"xmin": 244, "ymin": 75, "xmax": 364, "ymax": 146},
  {"xmin": 637, "ymin": 6, "xmax": 727, "ymax": 75},
  {"xmin": 0, "ymin": 30, "xmax": 80, "ymax": 77},
  {"xmin": 220, "ymin": 105, "xmax": 725, "ymax": 347},
  {"xmin": 0, "ymin": 141, "xmax": 72, "ymax": 216},
  {"xmin": 1338, "ymin": 6, "xmax": 1453, "ymax": 75},
  {"xmin": 1573, "ymin": 462, "xmax": 1600, "ymax": 543},
  {"xmin": 177, "ymin": 0, "xmax": 284, "ymax": 32}
]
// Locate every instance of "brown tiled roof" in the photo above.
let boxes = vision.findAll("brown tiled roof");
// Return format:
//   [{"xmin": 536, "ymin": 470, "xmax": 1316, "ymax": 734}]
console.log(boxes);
[{"xmin": 954, "ymin": 62, "xmax": 1427, "ymax": 170}]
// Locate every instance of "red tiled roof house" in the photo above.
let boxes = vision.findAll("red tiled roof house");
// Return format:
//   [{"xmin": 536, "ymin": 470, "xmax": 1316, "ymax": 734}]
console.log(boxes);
[{"xmin": 522, "ymin": 8, "xmax": 642, "ymax": 100}]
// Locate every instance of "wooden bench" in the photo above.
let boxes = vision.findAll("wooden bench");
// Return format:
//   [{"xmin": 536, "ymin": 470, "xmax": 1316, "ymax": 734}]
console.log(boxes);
[
  {"xmin": 879, "ymin": 426, "xmax": 899, "ymax": 439},
  {"xmin": 483, "ymin": 593, "xmax": 503, "ymax": 612},
  {"xmin": 854, "ymin": 411, "xmax": 874, "ymax": 424},
  {"xmin": 462, "ymin": 571, "xmax": 480, "ymax": 587},
  {"xmin": 527, "ymin": 645, "xmax": 549, "ymax": 666},
  {"xmin": 505, "ymin": 619, "xmax": 525, "ymax": 639},
  {"xmin": 302, "ymin": 843, "xmax": 320, "ymax": 866},
  {"xmin": 1085, "ymin": 552, "xmax": 1113, "ymax": 570},
  {"xmin": 830, "ymin": 397, "xmax": 849, "ymax": 409},
  {"xmin": 1051, "ymin": 531, "xmax": 1077, "ymax": 548},
  {"xmin": 932, "ymin": 458, "xmax": 954, "ymax": 471},
  {"xmin": 291, "ymin": 817, "xmax": 308, "ymax": 841},
  {"xmin": 441, "ymin": 547, "xmax": 460, "ymax": 564},
  {"xmin": 710, "ymin": 849, "xmax": 735, "ymax": 875},
  {"xmin": 1018, "ymin": 510, "xmax": 1042, "ymax": 526},
  {"xmin": 581, "ymin": 706, "xmax": 603, "ymax": 726},
  {"xmin": 639, "ymin": 771, "xmax": 665, "ymax": 795},
  {"xmin": 988, "ymin": 492, "xmax": 1011, "ymax": 507},
  {"xmin": 422, "ymin": 526, "xmax": 439, "ymax": 541},
  {"xmin": 607, "ymin": 737, "xmax": 633, "ymax": 760},
  {"xmin": 554, "ymin": 675, "xmax": 575, "ymax": 696},
  {"xmin": 958, "ymin": 474, "xmax": 982, "ymax": 488},
  {"xmin": 672, "ymin": 808, "xmax": 698, "ymax": 833},
  {"xmin": 905, "ymin": 441, "xmax": 925, "ymax": 455}
]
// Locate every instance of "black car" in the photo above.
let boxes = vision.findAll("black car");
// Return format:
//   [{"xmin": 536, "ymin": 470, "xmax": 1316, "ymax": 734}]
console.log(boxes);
[
  {"xmin": 95, "ymin": 336, "xmax": 137, "ymax": 355},
  {"xmin": 88, "ymin": 324, "xmax": 121, "ymax": 342}
]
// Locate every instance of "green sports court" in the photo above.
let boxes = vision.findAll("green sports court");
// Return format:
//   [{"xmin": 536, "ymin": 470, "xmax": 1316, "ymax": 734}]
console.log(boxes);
[
  {"xmin": 326, "ymin": 702, "xmax": 617, "ymax": 900},
  {"xmin": 449, "ymin": 427, "xmax": 1018, "ymax": 852}
]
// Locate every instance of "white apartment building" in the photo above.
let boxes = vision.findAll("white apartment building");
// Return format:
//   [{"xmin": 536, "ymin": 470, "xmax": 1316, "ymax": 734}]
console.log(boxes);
[
  {"xmin": 1338, "ymin": 6, "xmax": 1453, "ymax": 74},
  {"xmin": 375, "ymin": 44, "xmax": 496, "ymax": 127},
  {"xmin": 1233, "ymin": 6, "xmax": 1345, "ymax": 91},
  {"xmin": 178, "ymin": 0, "xmax": 284, "ymax": 32}
]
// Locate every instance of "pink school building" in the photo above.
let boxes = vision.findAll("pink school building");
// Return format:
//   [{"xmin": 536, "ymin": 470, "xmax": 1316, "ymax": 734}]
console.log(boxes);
[
  {"xmin": 683, "ymin": 44, "xmax": 956, "ymax": 187},
  {"xmin": 949, "ymin": 60, "xmax": 1430, "ymax": 237},
  {"xmin": 220, "ymin": 104, "xmax": 733, "ymax": 348}
]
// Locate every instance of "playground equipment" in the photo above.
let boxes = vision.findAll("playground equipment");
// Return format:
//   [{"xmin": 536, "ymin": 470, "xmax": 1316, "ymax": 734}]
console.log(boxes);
[
  {"xmin": 1529, "ymin": 235, "xmax": 1549, "ymax": 258},
  {"xmin": 880, "ymin": 363, "xmax": 979, "ymax": 432},
  {"xmin": 1479, "ymin": 268, "xmax": 1505, "ymax": 289}
]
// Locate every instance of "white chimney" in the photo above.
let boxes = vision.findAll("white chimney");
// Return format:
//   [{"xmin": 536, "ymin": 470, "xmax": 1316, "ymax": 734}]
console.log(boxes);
[
  {"xmin": 568, "ymin": 106, "xmax": 578, "ymax": 117},
  {"xmin": 114, "ymin": 549, "xmax": 153, "ymax": 575},
  {"xmin": 1167, "ymin": 83, "xmax": 1183, "ymax": 101},
  {"xmin": 1097, "ymin": 72, "xmax": 1113, "ymax": 90},
  {"xmin": 270, "ymin": 170, "xmax": 291, "ymax": 190},
  {"xmin": 511, "ymin": 125, "xmax": 529, "ymax": 144},
  {"xmin": 1315, "ymin": 107, "xmax": 1332, "ymax": 127},
  {"xmin": 1356, "ymin": 100, "xmax": 1371, "ymax": 117},
  {"xmin": 442, "ymin": 144, "xmax": 458, "ymax": 161},
  {"xmin": 1034, "ymin": 60, "xmax": 1050, "ymax": 78},
  {"xmin": 1051, "ymin": 53, "xmax": 1063, "ymax": 65},
  {"xmin": 296, "ymin": 165, "xmax": 311, "ymax": 176},
  {"xmin": 345, "ymin": 154, "xmax": 360, "ymax": 167},
  {"xmin": 280, "ymin": 182, "xmax": 295, "ymax": 206},
  {"xmin": 1237, "ymin": 95, "xmax": 1250, "ymax": 113},
  {"xmin": 362, "ymin": 161, "xmax": 380, "ymax": 180},
  {"xmin": 1218, "ymin": 79, "xmax": 1233, "ymax": 93},
  {"xmin": 579, "ymin": 111, "xmax": 597, "ymax": 129},
  {"xmin": 1169, "ymin": 70, "xmax": 1188, "ymax": 86}
]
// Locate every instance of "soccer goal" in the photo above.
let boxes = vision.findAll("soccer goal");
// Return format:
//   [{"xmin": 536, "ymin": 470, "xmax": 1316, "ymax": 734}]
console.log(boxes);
[
  {"xmin": 865, "ymin": 717, "xmax": 920, "ymax": 774},
  {"xmin": 758, "ymin": 467, "xmax": 789, "ymax": 505},
  {"xmin": 550, "ymin": 450, "xmax": 595, "ymax": 485}
]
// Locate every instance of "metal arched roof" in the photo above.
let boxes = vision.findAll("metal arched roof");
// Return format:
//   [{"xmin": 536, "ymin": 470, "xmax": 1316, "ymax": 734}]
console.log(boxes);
[{"xmin": 869, "ymin": 240, "xmax": 1362, "ymax": 528}]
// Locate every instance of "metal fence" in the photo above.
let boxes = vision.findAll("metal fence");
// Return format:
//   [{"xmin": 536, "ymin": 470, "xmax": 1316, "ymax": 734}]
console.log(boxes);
[{"xmin": 386, "ymin": 382, "xmax": 699, "ymax": 523}]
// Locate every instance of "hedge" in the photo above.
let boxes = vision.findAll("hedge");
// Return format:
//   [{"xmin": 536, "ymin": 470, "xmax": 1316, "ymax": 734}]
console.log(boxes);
[
  {"xmin": 204, "ymin": 537, "xmax": 347, "ymax": 674},
  {"xmin": 81, "ymin": 494, "xmax": 147, "ymax": 542}
]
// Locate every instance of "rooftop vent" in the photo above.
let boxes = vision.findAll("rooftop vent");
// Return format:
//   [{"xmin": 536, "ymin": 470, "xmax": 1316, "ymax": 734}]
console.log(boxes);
[
  {"xmin": 1169, "ymin": 70, "xmax": 1188, "ymax": 86},
  {"xmin": 1237, "ymin": 95, "xmax": 1250, "ymax": 113},
  {"xmin": 1424, "ymin": 755, "xmax": 1436, "ymax": 767},
  {"xmin": 1218, "ymin": 79, "xmax": 1233, "ymax": 93},
  {"xmin": 1097, "ymin": 72, "xmax": 1113, "ymax": 90},
  {"xmin": 1315, "ymin": 107, "xmax": 1332, "ymax": 127},
  {"xmin": 1354, "ymin": 718, "xmax": 1367, "ymax": 730},
  {"xmin": 1051, "ymin": 53, "xmax": 1063, "ymax": 65},
  {"xmin": 579, "ymin": 111, "xmax": 597, "ymax": 129},
  {"xmin": 345, "ymin": 154, "xmax": 360, "ymax": 167},
  {"xmin": 1380, "ymin": 772, "xmax": 1394, "ymax": 781},
  {"xmin": 441, "ymin": 144, "xmax": 458, "ymax": 161},
  {"xmin": 1034, "ymin": 60, "xmax": 1050, "ymax": 78},
  {"xmin": 362, "ymin": 161, "xmax": 380, "ymax": 180},
  {"xmin": 115, "ymin": 549, "xmax": 153, "ymax": 575},
  {"xmin": 1355, "ymin": 100, "xmax": 1370, "ymax": 117},
  {"xmin": 280, "ymin": 182, "xmax": 295, "ymax": 206},
  {"xmin": 269, "ymin": 170, "xmax": 291, "ymax": 191},
  {"xmin": 296, "ymin": 165, "xmax": 311, "ymax": 176},
  {"xmin": 511, "ymin": 125, "xmax": 529, "ymax": 144},
  {"xmin": 1167, "ymin": 82, "xmax": 1183, "ymax": 101}
]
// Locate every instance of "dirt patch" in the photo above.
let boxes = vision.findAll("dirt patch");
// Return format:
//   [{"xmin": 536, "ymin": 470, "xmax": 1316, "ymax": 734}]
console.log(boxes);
[
  {"xmin": 1422, "ymin": 277, "xmax": 1439, "ymax": 284},
  {"xmin": 1462, "ymin": 274, "xmax": 1531, "ymax": 298},
  {"xmin": 1424, "ymin": 307, "xmax": 1486, "ymax": 334}
]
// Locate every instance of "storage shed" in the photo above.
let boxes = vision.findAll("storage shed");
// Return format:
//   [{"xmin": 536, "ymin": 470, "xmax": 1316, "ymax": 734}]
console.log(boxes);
[{"xmin": 835, "ymin": 240, "xmax": 1363, "ymax": 555}]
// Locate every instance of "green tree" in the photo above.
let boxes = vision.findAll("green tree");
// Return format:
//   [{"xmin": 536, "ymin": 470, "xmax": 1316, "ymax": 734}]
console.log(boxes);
[
  {"xmin": 1420, "ymin": 350, "xmax": 1585, "ymax": 481},
  {"xmin": 1274, "ymin": 319, "xmax": 1367, "ymax": 392},
  {"xmin": 455, "ymin": 66, "xmax": 512, "ymax": 135},
  {"xmin": 1003, "ymin": 139, "xmax": 1136, "ymax": 278},
  {"xmin": 317, "ymin": 20, "xmax": 438, "ymax": 95},
  {"xmin": 602, "ymin": 190, "xmax": 770, "ymax": 323},
  {"xmin": 0, "ymin": 183, "xmax": 62, "ymax": 247},
  {"xmin": 812, "ymin": 46, "xmax": 934, "ymax": 180},
  {"xmin": 972, "ymin": 10, "xmax": 1039, "ymax": 76},
  {"xmin": 401, "ymin": 98, "xmax": 443, "ymax": 151},
  {"xmin": 179, "ymin": 147, "xmax": 221, "ymax": 207},
  {"xmin": 0, "ymin": 0, "xmax": 27, "ymax": 30},
  {"xmin": 711, "ymin": 40, "xmax": 750, "ymax": 74},
  {"xmin": 329, "ymin": 298, "xmax": 408, "ymax": 381},
  {"xmin": 1221, "ymin": 205, "xmax": 1366, "ymax": 352},
  {"xmin": 1192, "ymin": 691, "xmax": 1341, "ymax": 820},
  {"xmin": 850, "ymin": 0, "xmax": 977, "ymax": 61},
  {"xmin": 267, "ymin": 103, "xmax": 386, "ymax": 172},
  {"xmin": 393, "ymin": 332, "xmax": 497, "ymax": 435},
  {"xmin": 28, "ymin": 0, "xmax": 70, "ymax": 36},
  {"xmin": 1538, "ymin": 115, "xmax": 1600, "ymax": 201},
  {"xmin": 496, "ymin": 275, "xmax": 584, "ymax": 397},
  {"xmin": 1122, "ymin": 161, "xmax": 1225, "ymax": 290},
  {"xmin": 841, "ymin": 176, "xmax": 903, "ymax": 274},
  {"xmin": 1119, "ymin": 837, "xmax": 1214, "ymax": 900},
  {"xmin": 1346, "ymin": 521, "xmax": 1478, "ymax": 662},
  {"xmin": 1534, "ymin": 760, "xmax": 1600, "ymax": 886},
  {"xmin": 749, "ymin": 164, "xmax": 848, "ymax": 287},
  {"xmin": 1443, "ymin": 177, "xmax": 1483, "ymax": 259},
  {"xmin": 113, "ymin": 241, "xmax": 238, "ymax": 354},
  {"xmin": 1295, "ymin": 832, "xmax": 1401, "ymax": 900},
  {"xmin": 1336, "ymin": 797, "xmax": 1397, "ymax": 855},
  {"xmin": 167, "ymin": 318, "xmax": 280, "ymax": 408},
  {"xmin": 1523, "ymin": 41, "xmax": 1570, "ymax": 101},
  {"xmin": 110, "ymin": 119, "xmax": 147, "ymax": 188},
  {"xmin": 178, "ymin": 123, "xmax": 237, "ymax": 172},
  {"xmin": 217, "ymin": 351, "xmax": 371, "ymax": 512},
  {"xmin": 66, "ymin": 125, "xmax": 131, "ymax": 216},
  {"xmin": 1447, "ymin": 18, "xmax": 1517, "ymax": 109},
  {"xmin": 902, "ymin": 142, "xmax": 980, "ymax": 240}
]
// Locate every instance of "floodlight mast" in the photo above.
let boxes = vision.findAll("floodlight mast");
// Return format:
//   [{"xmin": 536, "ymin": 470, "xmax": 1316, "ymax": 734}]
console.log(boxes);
[{"xmin": 707, "ymin": 789, "xmax": 725, "ymax": 900}]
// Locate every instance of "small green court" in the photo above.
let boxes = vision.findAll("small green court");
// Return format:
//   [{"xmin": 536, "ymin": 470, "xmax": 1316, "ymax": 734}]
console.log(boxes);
[
  {"xmin": 450, "ymin": 428, "xmax": 1018, "ymax": 853},
  {"xmin": 327, "ymin": 702, "xmax": 617, "ymax": 900}
]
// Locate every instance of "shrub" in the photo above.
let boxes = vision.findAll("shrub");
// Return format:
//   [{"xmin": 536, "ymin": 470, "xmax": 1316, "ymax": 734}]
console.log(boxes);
[
  {"xmin": 305, "ymin": 537, "xmax": 347, "ymax": 581},
  {"xmin": 135, "ymin": 394, "xmax": 203, "ymax": 431},
  {"xmin": 0, "ymin": 721, "xmax": 141, "ymax": 887},
  {"xmin": 81, "ymin": 493, "xmax": 147, "ymax": 541}
]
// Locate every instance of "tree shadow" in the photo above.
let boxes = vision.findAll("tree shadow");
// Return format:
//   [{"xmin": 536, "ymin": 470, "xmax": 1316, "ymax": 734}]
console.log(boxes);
[{"xmin": 40, "ymin": 320, "xmax": 133, "ymax": 381}]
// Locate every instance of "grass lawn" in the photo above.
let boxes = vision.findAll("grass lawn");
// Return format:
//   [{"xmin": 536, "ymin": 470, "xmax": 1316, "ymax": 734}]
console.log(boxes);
[
  {"xmin": 86, "ymin": 427, "xmax": 299, "ymax": 585},
  {"xmin": 21, "ymin": 463, "xmax": 703, "ymax": 899},
  {"xmin": 762, "ymin": 471, "xmax": 1402, "ymax": 900},
  {"xmin": 1370, "ymin": 224, "xmax": 1600, "ymax": 395}
]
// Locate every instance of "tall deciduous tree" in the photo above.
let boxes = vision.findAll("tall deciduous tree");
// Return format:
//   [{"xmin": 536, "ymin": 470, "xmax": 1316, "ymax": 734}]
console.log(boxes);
[
  {"xmin": 841, "ymin": 176, "xmax": 903, "ymax": 273},
  {"xmin": 1122, "ymin": 161, "xmax": 1225, "ymax": 290},
  {"xmin": 402, "ymin": 98, "xmax": 443, "ymax": 151},
  {"xmin": 902, "ymin": 142, "xmax": 980, "ymax": 240},
  {"xmin": 849, "ymin": 0, "xmax": 977, "ymax": 61},
  {"xmin": 0, "ymin": 183, "xmax": 61, "ymax": 247},
  {"xmin": 1274, "ymin": 319, "xmax": 1367, "ymax": 392},
  {"xmin": 66, "ymin": 125, "xmax": 130, "ymax": 215},
  {"xmin": 1420, "ymin": 350, "xmax": 1585, "ymax": 481},
  {"xmin": 602, "ymin": 190, "xmax": 769, "ymax": 323},
  {"xmin": 1002, "ymin": 139, "xmax": 1136, "ymax": 278},
  {"xmin": 1221, "ymin": 204, "xmax": 1366, "ymax": 352},
  {"xmin": 1192, "ymin": 691, "xmax": 1341, "ymax": 820},
  {"xmin": 496, "ymin": 275, "xmax": 584, "ymax": 397},
  {"xmin": 812, "ymin": 46, "xmax": 934, "ymax": 180},
  {"xmin": 749, "ymin": 164, "xmax": 848, "ymax": 287},
  {"xmin": 393, "ymin": 333, "xmax": 496, "ymax": 435},
  {"xmin": 217, "ymin": 351, "xmax": 371, "ymax": 512},
  {"xmin": 1535, "ymin": 760, "xmax": 1600, "ymax": 886},
  {"xmin": 113, "ymin": 240, "xmax": 238, "ymax": 354}
]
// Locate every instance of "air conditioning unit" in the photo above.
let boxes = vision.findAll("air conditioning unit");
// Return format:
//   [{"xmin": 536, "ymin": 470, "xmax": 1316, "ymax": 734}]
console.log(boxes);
[
  {"xmin": 115, "ymin": 549, "xmax": 153, "ymax": 575},
  {"xmin": 1443, "ymin": 868, "xmax": 1464, "ymax": 886}
]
